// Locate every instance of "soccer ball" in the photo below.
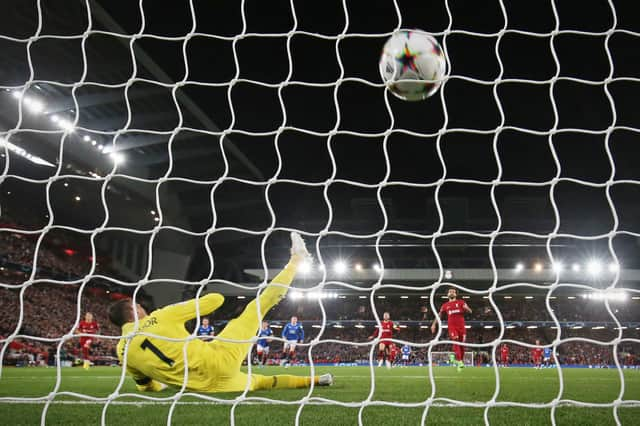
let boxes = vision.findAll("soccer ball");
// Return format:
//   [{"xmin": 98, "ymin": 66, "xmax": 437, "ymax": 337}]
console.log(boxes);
[{"xmin": 379, "ymin": 30, "xmax": 446, "ymax": 101}]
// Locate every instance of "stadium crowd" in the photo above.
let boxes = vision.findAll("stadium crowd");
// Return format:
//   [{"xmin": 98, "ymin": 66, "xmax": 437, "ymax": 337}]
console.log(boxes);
[{"xmin": 2, "ymin": 282, "xmax": 638, "ymax": 368}]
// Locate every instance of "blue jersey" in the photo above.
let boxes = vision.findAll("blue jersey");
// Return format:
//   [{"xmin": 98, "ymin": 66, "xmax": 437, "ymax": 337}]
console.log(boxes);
[
  {"xmin": 401, "ymin": 345, "xmax": 411, "ymax": 355},
  {"xmin": 543, "ymin": 348, "xmax": 552, "ymax": 358},
  {"xmin": 197, "ymin": 325, "xmax": 214, "ymax": 336},
  {"xmin": 257, "ymin": 327, "xmax": 273, "ymax": 347},
  {"xmin": 282, "ymin": 322, "xmax": 304, "ymax": 341}
]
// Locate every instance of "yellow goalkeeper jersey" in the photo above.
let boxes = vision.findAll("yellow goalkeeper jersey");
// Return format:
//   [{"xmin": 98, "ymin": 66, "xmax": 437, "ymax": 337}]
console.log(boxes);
[{"xmin": 116, "ymin": 293, "xmax": 224, "ymax": 392}]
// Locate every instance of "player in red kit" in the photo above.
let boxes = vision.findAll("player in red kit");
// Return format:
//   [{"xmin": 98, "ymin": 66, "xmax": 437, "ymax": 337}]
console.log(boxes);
[
  {"xmin": 431, "ymin": 288, "xmax": 472, "ymax": 372},
  {"xmin": 532, "ymin": 340, "xmax": 543, "ymax": 369},
  {"xmin": 76, "ymin": 312, "xmax": 99, "ymax": 370},
  {"xmin": 368, "ymin": 312, "xmax": 399, "ymax": 369},
  {"xmin": 500, "ymin": 343, "xmax": 509, "ymax": 367}
]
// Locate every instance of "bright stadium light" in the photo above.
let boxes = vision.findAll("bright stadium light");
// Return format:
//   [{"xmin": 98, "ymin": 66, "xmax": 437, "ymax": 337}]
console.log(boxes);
[
  {"xmin": 236, "ymin": 296, "xmax": 246, "ymax": 299},
  {"xmin": 552, "ymin": 262, "xmax": 564, "ymax": 273},
  {"xmin": 23, "ymin": 97, "xmax": 44, "ymax": 114},
  {"xmin": 299, "ymin": 261, "xmax": 312, "ymax": 275},
  {"xmin": 608, "ymin": 263, "xmax": 619, "ymax": 273},
  {"xmin": 333, "ymin": 260, "xmax": 347, "ymax": 275},
  {"xmin": 587, "ymin": 259, "xmax": 602, "ymax": 276},
  {"xmin": 377, "ymin": 295, "xmax": 386, "ymax": 299},
  {"xmin": 91, "ymin": 140, "xmax": 97, "ymax": 146},
  {"xmin": 444, "ymin": 270, "xmax": 453, "ymax": 280},
  {"xmin": 63, "ymin": 182, "xmax": 68, "ymax": 187},
  {"xmin": 400, "ymin": 295, "xmax": 409, "ymax": 299},
  {"xmin": 11, "ymin": 90, "xmax": 21, "ymax": 99},
  {"xmin": 524, "ymin": 296, "xmax": 534, "ymax": 299},
  {"xmin": 506, "ymin": 325, "xmax": 516, "ymax": 329},
  {"xmin": 58, "ymin": 119, "xmax": 74, "ymax": 133},
  {"xmin": 503, "ymin": 296, "xmax": 512, "ymax": 299},
  {"xmin": 483, "ymin": 325, "xmax": 494, "ymax": 329},
  {"xmin": 572, "ymin": 263, "xmax": 581, "ymax": 272},
  {"xmin": 514, "ymin": 262, "xmax": 524, "ymax": 273},
  {"xmin": 110, "ymin": 152, "xmax": 125, "ymax": 165},
  {"xmin": 290, "ymin": 292, "xmax": 303, "ymax": 300},
  {"xmin": 50, "ymin": 114, "xmax": 59, "ymax": 123},
  {"xmin": 359, "ymin": 295, "xmax": 367, "ymax": 299},
  {"xmin": 372, "ymin": 263, "xmax": 381, "ymax": 272},
  {"xmin": 354, "ymin": 263, "xmax": 363, "ymax": 271},
  {"xmin": 533, "ymin": 262, "xmax": 543, "ymax": 272},
  {"xmin": 355, "ymin": 324, "xmax": 365, "ymax": 329},
  {"xmin": 74, "ymin": 195, "xmax": 81, "ymax": 201},
  {"xmin": 83, "ymin": 135, "xmax": 91, "ymax": 142}
]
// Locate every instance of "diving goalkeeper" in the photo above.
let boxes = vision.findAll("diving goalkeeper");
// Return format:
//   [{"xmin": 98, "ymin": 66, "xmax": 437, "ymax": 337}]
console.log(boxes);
[{"xmin": 108, "ymin": 232, "xmax": 332, "ymax": 393}]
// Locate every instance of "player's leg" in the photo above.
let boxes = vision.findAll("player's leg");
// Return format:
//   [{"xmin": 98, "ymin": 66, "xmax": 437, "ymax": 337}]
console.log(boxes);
[
  {"xmin": 213, "ymin": 234, "xmax": 308, "ymax": 368},
  {"xmin": 261, "ymin": 346, "xmax": 269, "ymax": 367},
  {"xmin": 215, "ymin": 372, "xmax": 333, "ymax": 393},
  {"xmin": 81, "ymin": 339, "xmax": 91, "ymax": 370},
  {"xmin": 384, "ymin": 344, "xmax": 391, "ymax": 369},
  {"xmin": 287, "ymin": 342, "xmax": 296, "ymax": 368},
  {"xmin": 256, "ymin": 347, "xmax": 264, "ymax": 367},
  {"xmin": 377, "ymin": 342, "xmax": 385, "ymax": 367}
]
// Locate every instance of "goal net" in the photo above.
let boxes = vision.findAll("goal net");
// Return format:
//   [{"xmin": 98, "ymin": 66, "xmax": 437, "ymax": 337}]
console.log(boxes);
[{"xmin": 1, "ymin": 0, "xmax": 639, "ymax": 425}]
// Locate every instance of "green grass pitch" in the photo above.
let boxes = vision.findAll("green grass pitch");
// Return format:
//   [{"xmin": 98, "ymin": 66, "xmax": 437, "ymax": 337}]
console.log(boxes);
[{"xmin": 0, "ymin": 366, "xmax": 638, "ymax": 425}]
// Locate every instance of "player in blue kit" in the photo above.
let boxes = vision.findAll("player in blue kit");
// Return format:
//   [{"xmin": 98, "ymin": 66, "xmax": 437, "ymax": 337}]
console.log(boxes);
[
  {"xmin": 401, "ymin": 344, "xmax": 411, "ymax": 367},
  {"xmin": 197, "ymin": 317, "xmax": 214, "ymax": 341},
  {"xmin": 256, "ymin": 321, "xmax": 273, "ymax": 367},
  {"xmin": 281, "ymin": 316, "xmax": 304, "ymax": 368},
  {"xmin": 543, "ymin": 347, "xmax": 552, "ymax": 368}
]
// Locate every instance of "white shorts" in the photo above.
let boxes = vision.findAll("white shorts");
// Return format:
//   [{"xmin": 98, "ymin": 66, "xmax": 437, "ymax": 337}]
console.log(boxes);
[
  {"xmin": 402, "ymin": 355, "xmax": 409, "ymax": 361},
  {"xmin": 543, "ymin": 356, "xmax": 551, "ymax": 362},
  {"xmin": 257, "ymin": 344, "xmax": 269, "ymax": 354},
  {"xmin": 283, "ymin": 340, "xmax": 298, "ymax": 351}
]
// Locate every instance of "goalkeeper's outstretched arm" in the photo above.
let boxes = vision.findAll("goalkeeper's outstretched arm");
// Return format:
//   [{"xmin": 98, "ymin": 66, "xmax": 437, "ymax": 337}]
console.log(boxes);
[{"xmin": 157, "ymin": 293, "xmax": 225, "ymax": 323}]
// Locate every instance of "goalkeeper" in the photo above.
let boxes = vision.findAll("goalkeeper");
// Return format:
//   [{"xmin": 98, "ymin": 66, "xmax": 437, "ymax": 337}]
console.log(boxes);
[{"xmin": 108, "ymin": 233, "xmax": 332, "ymax": 393}]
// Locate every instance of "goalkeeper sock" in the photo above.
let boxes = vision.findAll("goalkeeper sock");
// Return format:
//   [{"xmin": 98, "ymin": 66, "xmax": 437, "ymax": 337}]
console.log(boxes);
[{"xmin": 254, "ymin": 374, "xmax": 317, "ymax": 390}]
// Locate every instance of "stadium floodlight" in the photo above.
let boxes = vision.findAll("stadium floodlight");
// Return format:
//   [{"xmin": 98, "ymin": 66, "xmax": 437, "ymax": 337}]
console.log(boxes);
[
  {"xmin": 358, "ymin": 295, "xmax": 367, "ymax": 299},
  {"xmin": 552, "ymin": 262, "xmax": 564, "ymax": 273},
  {"xmin": 150, "ymin": 210, "xmax": 156, "ymax": 215},
  {"xmin": 419, "ymin": 325, "xmax": 430, "ymax": 329},
  {"xmin": 506, "ymin": 325, "xmax": 516, "ymax": 329},
  {"xmin": 23, "ymin": 97, "xmax": 44, "ymax": 114},
  {"xmin": 400, "ymin": 295, "xmax": 409, "ymax": 299},
  {"xmin": 503, "ymin": 296, "xmax": 512, "ymax": 299},
  {"xmin": 533, "ymin": 262, "xmax": 543, "ymax": 272},
  {"xmin": 524, "ymin": 296, "xmax": 534, "ymax": 299},
  {"xmin": 236, "ymin": 296, "xmax": 246, "ymax": 299},
  {"xmin": 98, "ymin": 144, "xmax": 104, "ymax": 151},
  {"xmin": 354, "ymin": 263, "xmax": 363, "ymax": 271},
  {"xmin": 63, "ymin": 182, "xmax": 68, "ymax": 187},
  {"xmin": 91, "ymin": 140, "xmax": 97, "ymax": 146},
  {"xmin": 50, "ymin": 114, "xmax": 59, "ymax": 123},
  {"xmin": 399, "ymin": 325, "xmax": 407, "ymax": 329},
  {"xmin": 483, "ymin": 325, "xmax": 493, "ymax": 329},
  {"xmin": 592, "ymin": 326, "xmax": 605, "ymax": 330},
  {"xmin": 153, "ymin": 217, "xmax": 159, "ymax": 222},
  {"xmin": 514, "ymin": 262, "xmax": 524, "ymax": 273},
  {"xmin": 58, "ymin": 119, "xmax": 74, "ymax": 133},
  {"xmin": 110, "ymin": 152, "xmax": 125, "ymax": 165},
  {"xmin": 444, "ymin": 270, "xmax": 453, "ymax": 279},
  {"xmin": 372, "ymin": 263, "xmax": 381, "ymax": 272},
  {"xmin": 313, "ymin": 325, "xmax": 323, "ymax": 329},
  {"xmin": 526, "ymin": 325, "xmax": 538, "ymax": 329},
  {"xmin": 633, "ymin": 296, "xmax": 640, "ymax": 300},
  {"xmin": 354, "ymin": 324, "xmax": 365, "ymax": 329},
  {"xmin": 11, "ymin": 90, "xmax": 21, "ymax": 99},
  {"xmin": 74, "ymin": 195, "xmax": 81, "ymax": 201},
  {"xmin": 608, "ymin": 263, "xmax": 619, "ymax": 273},
  {"xmin": 333, "ymin": 260, "xmax": 347, "ymax": 275},
  {"xmin": 83, "ymin": 135, "xmax": 91, "ymax": 142},
  {"xmin": 299, "ymin": 261, "xmax": 312, "ymax": 275},
  {"xmin": 587, "ymin": 260, "xmax": 602, "ymax": 276},
  {"xmin": 290, "ymin": 292, "xmax": 303, "ymax": 300},
  {"xmin": 567, "ymin": 296, "xmax": 576, "ymax": 299},
  {"xmin": 572, "ymin": 326, "xmax": 583, "ymax": 329},
  {"xmin": 377, "ymin": 295, "xmax": 386, "ymax": 299},
  {"xmin": 420, "ymin": 295, "xmax": 429, "ymax": 299},
  {"xmin": 572, "ymin": 263, "xmax": 581, "ymax": 272}
]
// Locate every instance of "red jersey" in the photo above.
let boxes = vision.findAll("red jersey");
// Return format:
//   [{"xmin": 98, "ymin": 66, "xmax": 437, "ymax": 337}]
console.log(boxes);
[
  {"xmin": 532, "ymin": 348, "xmax": 543, "ymax": 359},
  {"xmin": 439, "ymin": 299, "xmax": 467, "ymax": 328},
  {"xmin": 501, "ymin": 346, "xmax": 509, "ymax": 357},
  {"xmin": 372, "ymin": 320, "xmax": 397, "ymax": 340},
  {"xmin": 78, "ymin": 321, "xmax": 99, "ymax": 335}
]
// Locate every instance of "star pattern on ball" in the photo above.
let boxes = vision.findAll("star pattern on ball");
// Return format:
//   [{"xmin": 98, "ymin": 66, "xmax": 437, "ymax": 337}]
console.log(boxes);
[{"xmin": 395, "ymin": 43, "xmax": 420, "ymax": 73}]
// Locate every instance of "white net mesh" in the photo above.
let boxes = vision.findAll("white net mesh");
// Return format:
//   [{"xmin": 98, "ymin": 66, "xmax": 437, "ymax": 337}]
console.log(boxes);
[{"xmin": 1, "ymin": 0, "xmax": 639, "ymax": 425}]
